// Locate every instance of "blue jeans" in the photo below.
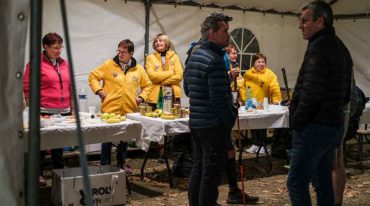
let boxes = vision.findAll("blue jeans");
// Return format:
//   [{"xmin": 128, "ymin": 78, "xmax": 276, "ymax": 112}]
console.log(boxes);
[
  {"xmin": 100, "ymin": 141, "xmax": 128, "ymax": 168},
  {"xmin": 287, "ymin": 123, "xmax": 343, "ymax": 206},
  {"xmin": 188, "ymin": 125, "xmax": 230, "ymax": 206}
]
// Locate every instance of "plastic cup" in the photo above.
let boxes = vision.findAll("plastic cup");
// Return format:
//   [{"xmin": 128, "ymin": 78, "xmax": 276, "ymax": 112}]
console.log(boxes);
[
  {"xmin": 252, "ymin": 98, "xmax": 257, "ymax": 108},
  {"xmin": 88, "ymin": 106, "xmax": 96, "ymax": 115},
  {"xmin": 263, "ymin": 97, "xmax": 269, "ymax": 111}
]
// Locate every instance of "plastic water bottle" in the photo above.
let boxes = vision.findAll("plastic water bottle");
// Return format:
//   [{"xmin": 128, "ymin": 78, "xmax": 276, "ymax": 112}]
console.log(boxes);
[
  {"xmin": 163, "ymin": 86, "xmax": 173, "ymax": 114},
  {"xmin": 245, "ymin": 86, "xmax": 253, "ymax": 110},
  {"xmin": 23, "ymin": 106, "xmax": 29, "ymax": 129},
  {"xmin": 78, "ymin": 87, "xmax": 88, "ymax": 113}
]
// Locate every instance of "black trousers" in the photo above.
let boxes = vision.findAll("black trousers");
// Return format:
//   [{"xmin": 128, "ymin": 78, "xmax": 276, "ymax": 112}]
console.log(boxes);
[{"xmin": 188, "ymin": 125, "xmax": 230, "ymax": 206}]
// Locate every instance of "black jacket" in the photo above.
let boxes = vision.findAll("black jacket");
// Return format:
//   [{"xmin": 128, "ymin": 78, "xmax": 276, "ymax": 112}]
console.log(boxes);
[
  {"xmin": 184, "ymin": 40, "xmax": 237, "ymax": 129},
  {"xmin": 289, "ymin": 27, "xmax": 352, "ymax": 130}
]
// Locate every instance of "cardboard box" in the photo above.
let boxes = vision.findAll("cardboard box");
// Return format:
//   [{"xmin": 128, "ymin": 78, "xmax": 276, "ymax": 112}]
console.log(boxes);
[{"xmin": 51, "ymin": 165, "xmax": 126, "ymax": 206}]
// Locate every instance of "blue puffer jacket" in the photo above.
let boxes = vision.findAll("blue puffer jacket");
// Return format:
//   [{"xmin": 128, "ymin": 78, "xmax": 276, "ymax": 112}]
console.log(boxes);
[{"xmin": 184, "ymin": 40, "xmax": 237, "ymax": 129}]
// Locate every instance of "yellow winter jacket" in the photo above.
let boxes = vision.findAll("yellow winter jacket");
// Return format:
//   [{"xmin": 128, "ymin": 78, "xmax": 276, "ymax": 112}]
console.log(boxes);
[
  {"xmin": 88, "ymin": 57, "xmax": 152, "ymax": 115},
  {"xmin": 145, "ymin": 50, "xmax": 183, "ymax": 104},
  {"xmin": 240, "ymin": 67, "xmax": 282, "ymax": 104}
]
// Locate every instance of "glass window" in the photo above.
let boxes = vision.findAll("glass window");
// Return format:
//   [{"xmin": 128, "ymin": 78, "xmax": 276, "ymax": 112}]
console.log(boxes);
[{"xmin": 229, "ymin": 28, "xmax": 260, "ymax": 74}]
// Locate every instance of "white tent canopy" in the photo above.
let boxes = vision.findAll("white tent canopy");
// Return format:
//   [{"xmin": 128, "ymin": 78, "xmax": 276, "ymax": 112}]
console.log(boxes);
[
  {"xmin": 155, "ymin": 0, "xmax": 370, "ymax": 16},
  {"xmin": 35, "ymin": 0, "xmax": 369, "ymax": 109}
]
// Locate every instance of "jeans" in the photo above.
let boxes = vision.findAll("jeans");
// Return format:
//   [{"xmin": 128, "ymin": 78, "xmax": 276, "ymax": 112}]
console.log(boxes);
[
  {"xmin": 287, "ymin": 123, "xmax": 343, "ymax": 206},
  {"xmin": 100, "ymin": 141, "xmax": 128, "ymax": 168},
  {"xmin": 188, "ymin": 125, "xmax": 230, "ymax": 206},
  {"xmin": 40, "ymin": 148, "xmax": 64, "ymax": 175}
]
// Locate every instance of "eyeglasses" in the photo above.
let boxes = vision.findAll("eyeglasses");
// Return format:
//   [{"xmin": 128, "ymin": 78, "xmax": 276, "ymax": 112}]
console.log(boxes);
[
  {"xmin": 48, "ymin": 45, "xmax": 64, "ymax": 50},
  {"xmin": 116, "ymin": 50, "xmax": 128, "ymax": 55}
]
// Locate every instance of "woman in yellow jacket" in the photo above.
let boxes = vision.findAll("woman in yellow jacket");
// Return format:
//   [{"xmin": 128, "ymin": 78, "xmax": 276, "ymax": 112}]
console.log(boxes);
[
  {"xmin": 240, "ymin": 53, "xmax": 281, "ymax": 104},
  {"xmin": 241, "ymin": 53, "xmax": 282, "ymax": 154},
  {"xmin": 146, "ymin": 34, "xmax": 183, "ymax": 163},
  {"xmin": 145, "ymin": 33, "xmax": 183, "ymax": 110}
]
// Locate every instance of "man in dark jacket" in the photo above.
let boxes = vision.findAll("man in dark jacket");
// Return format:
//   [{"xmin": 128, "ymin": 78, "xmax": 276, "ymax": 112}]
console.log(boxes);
[
  {"xmin": 184, "ymin": 12, "xmax": 237, "ymax": 206},
  {"xmin": 287, "ymin": 1, "xmax": 353, "ymax": 206}
]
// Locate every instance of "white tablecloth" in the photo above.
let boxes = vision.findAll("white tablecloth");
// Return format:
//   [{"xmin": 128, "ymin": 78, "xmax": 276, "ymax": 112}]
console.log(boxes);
[
  {"xmin": 126, "ymin": 113, "xmax": 190, "ymax": 151},
  {"xmin": 127, "ymin": 104, "xmax": 289, "ymax": 151},
  {"xmin": 360, "ymin": 102, "xmax": 370, "ymax": 124},
  {"xmin": 25, "ymin": 119, "xmax": 142, "ymax": 150},
  {"xmin": 234, "ymin": 104, "xmax": 289, "ymax": 130}
]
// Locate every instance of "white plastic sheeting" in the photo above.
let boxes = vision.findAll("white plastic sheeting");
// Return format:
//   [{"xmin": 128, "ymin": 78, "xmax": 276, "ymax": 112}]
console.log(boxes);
[
  {"xmin": 34, "ymin": 0, "xmax": 369, "ymax": 111},
  {"xmin": 0, "ymin": 0, "xmax": 28, "ymax": 205}
]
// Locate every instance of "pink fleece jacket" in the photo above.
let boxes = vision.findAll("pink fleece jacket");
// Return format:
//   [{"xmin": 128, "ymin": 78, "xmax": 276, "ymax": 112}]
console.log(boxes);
[{"xmin": 23, "ymin": 53, "xmax": 71, "ymax": 110}]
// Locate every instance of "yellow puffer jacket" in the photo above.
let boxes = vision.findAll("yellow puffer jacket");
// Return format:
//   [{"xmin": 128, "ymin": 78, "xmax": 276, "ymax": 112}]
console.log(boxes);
[
  {"xmin": 240, "ymin": 67, "xmax": 282, "ymax": 104},
  {"xmin": 145, "ymin": 50, "xmax": 183, "ymax": 104},
  {"xmin": 88, "ymin": 57, "xmax": 152, "ymax": 115}
]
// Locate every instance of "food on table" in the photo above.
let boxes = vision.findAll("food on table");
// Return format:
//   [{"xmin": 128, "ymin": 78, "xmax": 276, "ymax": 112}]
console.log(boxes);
[
  {"xmin": 101, "ymin": 113, "xmax": 126, "ymax": 123},
  {"xmin": 144, "ymin": 109, "xmax": 163, "ymax": 118},
  {"xmin": 154, "ymin": 109, "xmax": 163, "ymax": 116},
  {"xmin": 161, "ymin": 113, "xmax": 176, "ymax": 120},
  {"xmin": 145, "ymin": 112, "xmax": 160, "ymax": 118}
]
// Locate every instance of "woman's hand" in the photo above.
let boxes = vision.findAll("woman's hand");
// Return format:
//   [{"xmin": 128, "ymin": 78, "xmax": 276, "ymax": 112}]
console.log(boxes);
[
  {"xmin": 97, "ymin": 90, "xmax": 107, "ymax": 101},
  {"xmin": 230, "ymin": 68, "xmax": 240, "ymax": 80},
  {"xmin": 136, "ymin": 96, "xmax": 144, "ymax": 105}
]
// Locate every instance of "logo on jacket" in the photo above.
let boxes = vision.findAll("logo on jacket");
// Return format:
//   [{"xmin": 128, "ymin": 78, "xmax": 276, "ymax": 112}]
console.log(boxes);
[{"xmin": 131, "ymin": 75, "xmax": 138, "ymax": 83}]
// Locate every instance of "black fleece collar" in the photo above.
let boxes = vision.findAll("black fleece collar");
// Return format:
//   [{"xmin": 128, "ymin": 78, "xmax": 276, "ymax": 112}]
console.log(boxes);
[{"xmin": 113, "ymin": 55, "xmax": 137, "ymax": 74}]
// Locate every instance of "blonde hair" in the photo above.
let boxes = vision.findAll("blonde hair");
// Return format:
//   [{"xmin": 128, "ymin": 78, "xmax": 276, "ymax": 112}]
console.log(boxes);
[
  {"xmin": 152, "ymin": 33, "xmax": 172, "ymax": 51},
  {"xmin": 225, "ymin": 44, "xmax": 238, "ymax": 54}
]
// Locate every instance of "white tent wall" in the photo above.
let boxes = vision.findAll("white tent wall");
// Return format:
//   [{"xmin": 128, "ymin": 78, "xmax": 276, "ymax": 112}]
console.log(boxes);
[
  {"xmin": 36, "ymin": 0, "xmax": 148, "ymax": 109},
  {"xmin": 36, "ymin": 0, "xmax": 369, "ymax": 109},
  {"xmin": 336, "ymin": 19, "xmax": 370, "ymax": 92},
  {"xmin": 0, "ymin": 0, "xmax": 28, "ymax": 205}
]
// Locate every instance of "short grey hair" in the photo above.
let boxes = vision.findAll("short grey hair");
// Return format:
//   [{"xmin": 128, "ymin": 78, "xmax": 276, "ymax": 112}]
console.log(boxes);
[
  {"xmin": 200, "ymin": 12, "xmax": 233, "ymax": 40},
  {"xmin": 302, "ymin": 0, "xmax": 333, "ymax": 27}
]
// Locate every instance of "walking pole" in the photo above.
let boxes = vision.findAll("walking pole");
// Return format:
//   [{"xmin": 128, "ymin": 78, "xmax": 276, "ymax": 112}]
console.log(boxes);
[
  {"xmin": 233, "ymin": 75, "xmax": 246, "ymax": 206},
  {"xmin": 237, "ymin": 113, "xmax": 246, "ymax": 205},
  {"xmin": 281, "ymin": 67, "xmax": 291, "ymax": 101}
]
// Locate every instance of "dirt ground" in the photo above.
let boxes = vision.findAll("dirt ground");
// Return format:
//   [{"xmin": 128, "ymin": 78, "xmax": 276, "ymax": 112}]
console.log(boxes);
[{"xmin": 41, "ymin": 142, "xmax": 370, "ymax": 206}]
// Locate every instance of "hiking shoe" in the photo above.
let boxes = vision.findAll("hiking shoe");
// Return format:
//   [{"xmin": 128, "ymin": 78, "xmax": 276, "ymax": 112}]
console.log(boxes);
[
  {"xmin": 39, "ymin": 176, "xmax": 47, "ymax": 187},
  {"xmin": 256, "ymin": 147, "xmax": 270, "ymax": 154},
  {"xmin": 226, "ymin": 190, "xmax": 259, "ymax": 204},
  {"xmin": 158, "ymin": 157, "xmax": 166, "ymax": 163},
  {"xmin": 246, "ymin": 145, "xmax": 259, "ymax": 153}
]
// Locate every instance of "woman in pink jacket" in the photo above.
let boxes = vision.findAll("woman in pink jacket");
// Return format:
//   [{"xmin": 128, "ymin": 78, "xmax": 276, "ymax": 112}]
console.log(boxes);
[{"xmin": 23, "ymin": 32, "xmax": 71, "ymax": 185}]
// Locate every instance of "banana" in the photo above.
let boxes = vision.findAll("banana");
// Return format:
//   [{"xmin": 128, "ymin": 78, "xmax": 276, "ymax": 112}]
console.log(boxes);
[
  {"xmin": 161, "ymin": 114, "xmax": 176, "ymax": 120},
  {"xmin": 106, "ymin": 118, "xmax": 122, "ymax": 124},
  {"xmin": 145, "ymin": 112, "xmax": 159, "ymax": 118}
]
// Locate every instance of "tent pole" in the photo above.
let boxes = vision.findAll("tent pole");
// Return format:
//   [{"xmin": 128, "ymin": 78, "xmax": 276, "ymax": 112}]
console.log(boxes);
[
  {"xmin": 144, "ymin": 0, "xmax": 151, "ymax": 64},
  {"xmin": 59, "ymin": 0, "xmax": 93, "ymax": 205},
  {"xmin": 26, "ymin": 0, "xmax": 42, "ymax": 205}
]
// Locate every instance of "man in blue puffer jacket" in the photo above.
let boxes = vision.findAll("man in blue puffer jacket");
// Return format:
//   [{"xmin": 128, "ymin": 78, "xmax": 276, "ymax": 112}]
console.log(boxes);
[{"xmin": 184, "ymin": 12, "xmax": 237, "ymax": 206}]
